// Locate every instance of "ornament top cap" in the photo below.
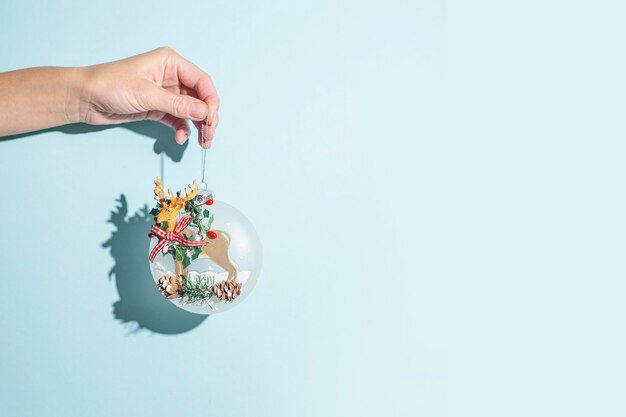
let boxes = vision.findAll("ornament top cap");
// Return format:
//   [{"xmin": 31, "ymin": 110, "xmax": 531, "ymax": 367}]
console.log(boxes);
[{"xmin": 195, "ymin": 183, "xmax": 214, "ymax": 204}]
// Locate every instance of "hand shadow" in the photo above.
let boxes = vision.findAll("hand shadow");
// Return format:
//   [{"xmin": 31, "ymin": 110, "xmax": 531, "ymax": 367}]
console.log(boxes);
[
  {"xmin": 0, "ymin": 121, "xmax": 189, "ymax": 162},
  {"xmin": 102, "ymin": 195, "xmax": 208, "ymax": 334}
]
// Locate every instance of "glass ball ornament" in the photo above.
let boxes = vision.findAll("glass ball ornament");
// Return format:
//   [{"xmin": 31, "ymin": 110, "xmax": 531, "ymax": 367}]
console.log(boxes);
[{"xmin": 148, "ymin": 184, "xmax": 262, "ymax": 314}]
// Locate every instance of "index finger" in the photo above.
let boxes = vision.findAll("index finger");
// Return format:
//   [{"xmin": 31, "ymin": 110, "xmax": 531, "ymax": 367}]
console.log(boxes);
[{"xmin": 173, "ymin": 54, "xmax": 220, "ymax": 126}]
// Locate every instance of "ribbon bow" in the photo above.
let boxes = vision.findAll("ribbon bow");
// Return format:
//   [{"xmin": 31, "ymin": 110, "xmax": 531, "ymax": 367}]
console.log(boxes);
[{"xmin": 149, "ymin": 215, "xmax": 206, "ymax": 262}]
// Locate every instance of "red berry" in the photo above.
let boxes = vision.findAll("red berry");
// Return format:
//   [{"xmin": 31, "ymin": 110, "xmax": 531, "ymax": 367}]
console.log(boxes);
[
  {"xmin": 205, "ymin": 199, "xmax": 214, "ymax": 206},
  {"xmin": 208, "ymin": 230, "xmax": 218, "ymax": 239}
]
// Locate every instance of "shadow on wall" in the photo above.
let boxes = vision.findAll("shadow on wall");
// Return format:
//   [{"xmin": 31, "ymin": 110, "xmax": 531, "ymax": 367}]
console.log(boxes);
[
  {"xmin": 0, "ymin": 121, "xmax": 189, "ymax": 162},
  {"xmin": 2, "ymin": 121, "xmax": 203, "ymax": 334},
  {"xmin": 102, "ymin": 195, "xmax": 208, "ymax": 334}
]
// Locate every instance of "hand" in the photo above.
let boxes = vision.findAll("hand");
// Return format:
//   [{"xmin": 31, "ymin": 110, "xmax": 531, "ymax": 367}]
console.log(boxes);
[{"xmin": 80, "ymin": 47, "xmax": 219, "ymax": 148}]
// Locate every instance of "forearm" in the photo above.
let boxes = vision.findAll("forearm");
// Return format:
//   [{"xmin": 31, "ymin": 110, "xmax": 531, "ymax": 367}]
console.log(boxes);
[{"xmin": 0, "ymin": 67, "xmax": 86, "ymax": 136}]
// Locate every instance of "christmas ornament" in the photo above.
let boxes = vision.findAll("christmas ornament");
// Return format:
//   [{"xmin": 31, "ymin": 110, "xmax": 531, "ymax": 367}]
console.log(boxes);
[{"xmin": 147, "ymin": 120, "xmax": 262, "ymax": 315}]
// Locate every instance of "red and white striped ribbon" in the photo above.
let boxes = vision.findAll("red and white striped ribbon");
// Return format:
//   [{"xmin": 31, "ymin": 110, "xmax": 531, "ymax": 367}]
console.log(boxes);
[{"xmin": 148, "ymin": 215, "xmax": 206, "ymax": 262}]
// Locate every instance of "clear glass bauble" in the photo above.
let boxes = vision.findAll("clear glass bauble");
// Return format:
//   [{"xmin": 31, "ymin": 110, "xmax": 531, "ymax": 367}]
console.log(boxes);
[{"xmin": 148, "ymin": 187, "xmax": 262, "ymax": 315}]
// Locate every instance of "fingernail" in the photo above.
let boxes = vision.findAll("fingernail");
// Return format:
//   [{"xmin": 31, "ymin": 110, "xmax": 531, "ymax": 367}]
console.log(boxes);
[{"xmin": 190, "ymin": 102, "xmax": 208, "ymax": 120}]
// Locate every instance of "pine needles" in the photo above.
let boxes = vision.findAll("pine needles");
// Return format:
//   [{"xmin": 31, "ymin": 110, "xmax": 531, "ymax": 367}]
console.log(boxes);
[{"xmin": 180, "ymin": 274, "xmax": 215, "ymax": 308}]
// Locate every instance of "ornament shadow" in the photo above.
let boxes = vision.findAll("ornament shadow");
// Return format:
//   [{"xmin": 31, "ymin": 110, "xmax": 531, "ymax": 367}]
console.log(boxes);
[
  {"xmin": 102, "ymin": 194, "xmax": 208, "ymax": 334},
  {"xmin": 0, "ymin": 121, "xmax": 188, "ymax": 162}
]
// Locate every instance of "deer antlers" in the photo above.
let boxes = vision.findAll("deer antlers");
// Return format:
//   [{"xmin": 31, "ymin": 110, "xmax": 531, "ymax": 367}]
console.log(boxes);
[
  {"xmin": 154, "ymin": 177, "xmax": 166, "ymax": 202},
  {"xmin": 154, "ymin": 178, "xmax": 197, "ymax": 202},
  {"xmin": 179, "ymin": 179, "xmax": 198, "ymax": 201},
  {"xmin": 153, "ymin": 177, "xmax": 199, "ymax": 231}
]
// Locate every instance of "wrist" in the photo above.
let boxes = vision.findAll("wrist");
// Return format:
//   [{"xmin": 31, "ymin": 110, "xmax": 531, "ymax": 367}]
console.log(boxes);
[
  {"xmin": 0, "ymin": 66, "xmax": 93, "ymax": 136},
  {"xmin": 65, "ymin": 66, "xmax": 91, "ymax": 124}
]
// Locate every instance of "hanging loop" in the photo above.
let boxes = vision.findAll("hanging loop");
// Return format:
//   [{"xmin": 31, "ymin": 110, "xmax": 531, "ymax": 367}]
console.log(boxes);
[{"xmin": 200, "ymin": 116, "xmax": 209, "ymax": 189}]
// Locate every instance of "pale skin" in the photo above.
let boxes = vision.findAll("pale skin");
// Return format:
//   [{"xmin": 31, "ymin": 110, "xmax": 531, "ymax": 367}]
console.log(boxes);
[{"xmin": 0, "ymin": 47, "xmax": 219, "ymax": 148}]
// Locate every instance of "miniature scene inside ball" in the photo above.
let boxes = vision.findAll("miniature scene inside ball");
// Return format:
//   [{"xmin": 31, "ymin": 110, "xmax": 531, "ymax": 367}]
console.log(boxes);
[{"xmin": 148, "ymin": 178, "xmax": 262, "ymax": 315}]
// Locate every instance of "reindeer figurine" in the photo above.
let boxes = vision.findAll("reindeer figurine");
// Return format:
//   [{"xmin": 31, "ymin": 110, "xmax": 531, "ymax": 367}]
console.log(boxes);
[
  {"xmin": 153, "ymin": 177, "xmax": 197, "ymax": 231},
  {"xmin": 153, "ymin": 177, "xmax": 239, "ymax": 283},
  {"xmin": 176, "ymin": 230, "xmax": 239, "ymax": 283}
]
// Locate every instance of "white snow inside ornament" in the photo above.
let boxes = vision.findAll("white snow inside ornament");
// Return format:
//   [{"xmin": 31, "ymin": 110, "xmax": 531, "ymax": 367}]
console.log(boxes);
[{"xmin": 148, "ymin": 178, "xmax": 262, "ymax": 315}]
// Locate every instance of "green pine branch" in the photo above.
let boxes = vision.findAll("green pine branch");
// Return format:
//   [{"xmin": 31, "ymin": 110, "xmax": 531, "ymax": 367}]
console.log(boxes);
[{"xmin": 180, "ymin": 274, "xmax": 215, "ymax": 308}]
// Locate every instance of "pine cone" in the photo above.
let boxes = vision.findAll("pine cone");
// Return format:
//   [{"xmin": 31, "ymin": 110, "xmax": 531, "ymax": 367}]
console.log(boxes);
[
  {"xmin": 211, "ymin": 280, "xmax": 242, "ymax": 302},
  {"xmin": 157, "ymin": 274, "xmax": 182, "ymax": 299}
]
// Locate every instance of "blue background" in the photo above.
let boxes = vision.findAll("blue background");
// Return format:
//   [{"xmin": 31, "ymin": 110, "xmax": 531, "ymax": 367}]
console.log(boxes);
[
  {"xmin": 0, "ymin": 1, "xmax": 446, "ymax": 416},
  {"xmin": 3, "ymin": 1, "xmax": 622, "ymax": 416}
]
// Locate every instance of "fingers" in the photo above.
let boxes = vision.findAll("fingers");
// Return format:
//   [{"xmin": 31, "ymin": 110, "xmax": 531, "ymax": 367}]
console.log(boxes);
[
  {"xmin": 172, "ymin": 54, "xmax": 220, "ymax": 127},
  {"xmin": 143, "ymin": 84, "xmax": 209, "ymax": 122},
  {"xmin": 193, "ymin": 111, "xmax": 219, "ymax": 148},
  {"xmin": 200, "ymin": 124, "xmax": 213, "ymax": 149},
  {"xmin": 156, "ymin": 114, "xmax": 190, "ymax": 144},
  {"xmin": 141, "ymin": 48, "xmax": 220, "ymax": 147}
]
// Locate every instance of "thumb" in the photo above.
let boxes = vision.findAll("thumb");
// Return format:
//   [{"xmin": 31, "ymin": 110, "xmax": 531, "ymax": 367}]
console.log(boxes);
[{"xmin": 144, "ymin": 86, "xmax": 209, "ymax": 121}]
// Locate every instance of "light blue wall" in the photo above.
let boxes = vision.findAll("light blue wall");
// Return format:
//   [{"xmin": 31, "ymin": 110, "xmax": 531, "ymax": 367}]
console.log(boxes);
[
  {"xmin": 6, "ymin": 1, "xmax": 623, "ymax": 416},
  {"xmin": 0, "ymin": 1, "xmax": 446, "ymax": 416}
]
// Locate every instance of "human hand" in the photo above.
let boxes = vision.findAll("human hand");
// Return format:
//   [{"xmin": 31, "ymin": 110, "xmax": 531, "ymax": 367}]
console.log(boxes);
[{"xmin": 80, "ymin": 47, "xmax": 219, "ymax": 148}]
